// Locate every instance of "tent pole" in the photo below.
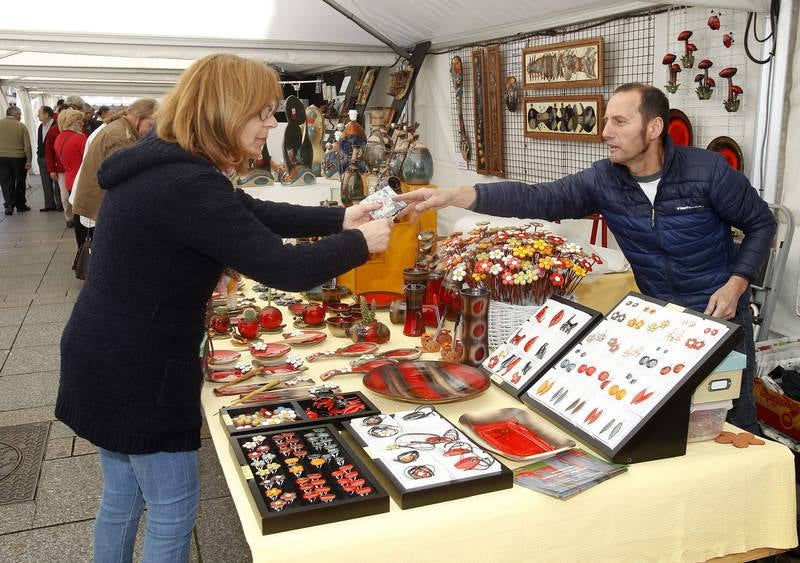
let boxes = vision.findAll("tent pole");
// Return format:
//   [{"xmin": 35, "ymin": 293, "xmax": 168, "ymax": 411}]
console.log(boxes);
[{"xmin": 321, "ymin": 0, "xmax": 410, "ymax": 59}]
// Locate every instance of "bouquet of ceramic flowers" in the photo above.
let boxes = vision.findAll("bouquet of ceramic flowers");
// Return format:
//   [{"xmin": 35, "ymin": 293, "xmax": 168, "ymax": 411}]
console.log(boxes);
[{"xmin": 435, "ymin": 222, "xmax": 604, "ymax": 306}]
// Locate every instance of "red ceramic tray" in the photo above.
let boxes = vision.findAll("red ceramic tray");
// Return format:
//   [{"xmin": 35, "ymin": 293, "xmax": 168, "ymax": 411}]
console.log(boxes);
[
  {"xmin": 667, "ymin": 109, "xmax": 693, "ymax": 147},
  {"xmin": 357, "ymin": 291, "xmax": 403, "ymax": 310},
  {"xmin": 706, "ymin": 136, "xmax": 743, "ymax": 171},
  {"xmin": 362, "ymin": 360, "xmax": 490, "ymax": 404},
  {"xmin": 209, "ymin": 349, "xmax": 241, "ymax": 365},
  {"xmin": 249, "ymin": 342, "xmax": 291, "ymax": 359}
]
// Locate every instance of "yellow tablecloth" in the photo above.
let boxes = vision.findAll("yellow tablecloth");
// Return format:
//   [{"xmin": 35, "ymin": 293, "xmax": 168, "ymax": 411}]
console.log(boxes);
[{"xmin": 201, "ymin": 278, "xmax": 796, "ymax": 563}]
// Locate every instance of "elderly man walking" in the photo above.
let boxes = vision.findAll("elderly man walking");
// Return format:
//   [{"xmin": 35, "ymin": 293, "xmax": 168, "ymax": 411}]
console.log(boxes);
[{"xmin": 0, "ymin": 106, "xmax": 32, "ymax": 215}]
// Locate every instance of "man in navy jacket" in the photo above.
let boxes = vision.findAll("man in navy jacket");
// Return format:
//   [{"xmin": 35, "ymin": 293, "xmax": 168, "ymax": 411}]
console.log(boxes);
[{"xmin": 398, "ymin": 83, "xmax": 775, "ymax": 434}]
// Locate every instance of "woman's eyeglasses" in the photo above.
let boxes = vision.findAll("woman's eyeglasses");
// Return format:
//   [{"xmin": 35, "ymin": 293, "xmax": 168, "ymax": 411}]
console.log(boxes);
[{"xmin": 259, "ymin": 106, "xmax": 275, "ymax": 121}]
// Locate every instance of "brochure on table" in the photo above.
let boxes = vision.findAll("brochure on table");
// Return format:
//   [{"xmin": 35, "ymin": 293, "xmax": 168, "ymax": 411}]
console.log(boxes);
[
  {"xmin": 481, "ymin": 296, "xmax": 602, "ymax": 397},
  {"xmin": 344, "ymin": 407, "xmax": 513, "ymax": 508},
  {"xmin": 522, "ymin": 292, "xmax": 741, "ymax": 463}
]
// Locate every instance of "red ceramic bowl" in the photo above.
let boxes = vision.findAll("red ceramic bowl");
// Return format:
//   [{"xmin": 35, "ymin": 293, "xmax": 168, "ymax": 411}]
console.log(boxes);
[{"xmin": 326, "ymin": 316, "xmax": 354, "ymax": 338}]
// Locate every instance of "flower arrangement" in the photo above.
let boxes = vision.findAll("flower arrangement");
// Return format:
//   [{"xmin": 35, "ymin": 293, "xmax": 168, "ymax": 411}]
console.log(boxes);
[{"xmin": 435, "ymin": 222, "xmax": 604, "ymax": 306}]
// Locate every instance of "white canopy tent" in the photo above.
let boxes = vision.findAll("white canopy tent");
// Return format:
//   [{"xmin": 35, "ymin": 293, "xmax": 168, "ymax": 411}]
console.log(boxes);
[{"xmin": 1, "ymin": 0, "xmax": 797, "ymax": 338}]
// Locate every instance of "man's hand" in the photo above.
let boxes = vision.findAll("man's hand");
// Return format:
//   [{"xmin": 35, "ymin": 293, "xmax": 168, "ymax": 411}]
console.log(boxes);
[
  {"xmin": 394, "ymin": 186, "xmax": 477, "ymax": 221},
  {"xmin": 343, "ymin": 202, "xmax": 381, "ymax": 230},
  {"xmin": 50, "ymin": 172, "xmax": 58, "ymax": 181},
  {"xmin": 704, "ymin": 275, "xmax": 749, "ymax": 319},
  {"xmin": 24, "ymin": 162, "xmax": 31, "ymax": 170}
]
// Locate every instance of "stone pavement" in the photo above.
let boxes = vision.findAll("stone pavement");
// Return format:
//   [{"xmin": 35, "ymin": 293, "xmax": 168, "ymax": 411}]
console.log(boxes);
[{"xmin": 0, "ymin": 176, "xmax": 250, "ymax": 562}]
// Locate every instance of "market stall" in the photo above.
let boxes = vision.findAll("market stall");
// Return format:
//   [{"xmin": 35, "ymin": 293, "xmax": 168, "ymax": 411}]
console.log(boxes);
[{"xmin": 200, "ymin": 277, "xmax": 796, "ymax": 562}]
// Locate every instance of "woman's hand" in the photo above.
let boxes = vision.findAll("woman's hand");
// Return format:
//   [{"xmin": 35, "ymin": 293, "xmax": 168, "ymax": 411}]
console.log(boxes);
[
  {"xmin": 357, "ymin": 218, "xmax": 394, "ymax": 253},
  {"xmin": 343, "ymin": 202, "xmax": 382, "ymax": 229}
]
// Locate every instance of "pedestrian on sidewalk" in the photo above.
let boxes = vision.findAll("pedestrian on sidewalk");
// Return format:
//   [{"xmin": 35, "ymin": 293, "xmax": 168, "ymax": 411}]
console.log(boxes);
[
  {"xmin": 54, "ymin": 109, "xmax": 87, "ymax": 247},
  {"xmin": 37, "ymin": 106, "xmax": 60, "ymax": 212},
  {"xmin": 0, "ymin": 106, "xmax": 32, "ymax": 215}
]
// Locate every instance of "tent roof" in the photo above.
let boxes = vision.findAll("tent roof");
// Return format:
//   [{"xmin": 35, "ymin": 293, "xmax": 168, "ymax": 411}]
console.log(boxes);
[{"xmin": 0, "ymin": 0, "xmax": 769, "ymax": 97}]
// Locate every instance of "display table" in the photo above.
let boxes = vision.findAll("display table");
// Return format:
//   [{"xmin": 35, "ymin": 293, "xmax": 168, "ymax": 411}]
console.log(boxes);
[{"xmin": 201, "ymin": 285, "xmax": 797, "ymax": 562}]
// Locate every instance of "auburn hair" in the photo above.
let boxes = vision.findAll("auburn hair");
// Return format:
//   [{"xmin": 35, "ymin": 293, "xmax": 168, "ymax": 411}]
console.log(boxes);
[{"xmin": 156, "ymin": 54, "xmax": 283, "ymax": 171}]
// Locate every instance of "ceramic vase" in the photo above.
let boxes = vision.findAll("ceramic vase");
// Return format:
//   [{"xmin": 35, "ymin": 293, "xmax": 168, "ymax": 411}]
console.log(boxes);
[
  {"xmin": 459, "ymin": 287, "xmax": 489, "ymax": 367},
  {"xmin": 401, "ymin": 144, "xmax": 434, "ymax": 185}
]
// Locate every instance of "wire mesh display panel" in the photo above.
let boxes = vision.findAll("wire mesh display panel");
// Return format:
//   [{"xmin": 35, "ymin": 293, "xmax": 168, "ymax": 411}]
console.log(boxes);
[
  {"xmin": 662, "ymin": 6, "xmax": 761, "ymax": 178},
  {"xmin": 448, "ymin": 12, "xmax": 655, "ymax": 183}
]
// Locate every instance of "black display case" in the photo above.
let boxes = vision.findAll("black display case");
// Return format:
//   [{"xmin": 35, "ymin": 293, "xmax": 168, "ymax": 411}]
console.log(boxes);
[
  {"xmin": 220, "ymin": 391, "xmax": 381, "ymax": 436},
  {"xmin": 230, "ymin": 424, "xmax": 389, "ymax": 534},
  {"xmin": 481, "ymin": 296, "xmax": 603, "ymax": 398},
  {"xmin": 521, "ymin": 292, "xmax": 742, "ymax": 464}
]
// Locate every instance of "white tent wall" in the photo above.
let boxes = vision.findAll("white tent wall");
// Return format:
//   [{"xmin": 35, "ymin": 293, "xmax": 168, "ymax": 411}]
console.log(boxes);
[{"xmin": 773, "ymin": 0, "xmax": 800, "ymax": 338}]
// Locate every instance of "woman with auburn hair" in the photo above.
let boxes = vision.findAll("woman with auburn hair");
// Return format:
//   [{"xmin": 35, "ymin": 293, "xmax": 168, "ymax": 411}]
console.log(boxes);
[
  {"xmin": 56, "ymin": 54, "xmax": 393, "ymax": 563},
  {"xmin": 54, "ymin": 108, "xmax": 87, "ymax": 242}
]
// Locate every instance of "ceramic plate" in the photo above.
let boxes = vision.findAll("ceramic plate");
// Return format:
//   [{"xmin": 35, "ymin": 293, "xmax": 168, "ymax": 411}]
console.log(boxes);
[
  {"xmin": 283, "ymin": 330, "xmax": 328, "ymax": 346},
  {"xmin": 706, "ymin": 136, "xmax": 743, "ymax": 171},
  {"xmin": 249, "ymin": 342, "xmax": 291, "ymax": 359},
  {"xmin": 667, "ymin": 109, "xmax": 693, "ymax": 147},
  {"xmin": 459, "ymin": 408, "xmax": 576, "ymax": 462},
  {"xmin": 208, "ymin": 350, "xmax": 241, "ymax": 366},
  {"xmin": 362, "ymin": 360, "xmax": 490, "ymax": 404},
  {"xmin": 357, "ymin": 291, "xmax": 403, "ymax": 310}
]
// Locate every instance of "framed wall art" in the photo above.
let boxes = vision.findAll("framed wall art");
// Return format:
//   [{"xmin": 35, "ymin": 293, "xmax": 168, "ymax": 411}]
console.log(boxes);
[
  {"xmin": 524, "ymin": 95, "xmax": 604, "ymax": 142},
  {"xmin": 522, "ymin": 37, "xmax": 604, "ymax": 89},
  {"xmin": 472, "ymin": 48, "xmax": 489, "ymax": 174}
]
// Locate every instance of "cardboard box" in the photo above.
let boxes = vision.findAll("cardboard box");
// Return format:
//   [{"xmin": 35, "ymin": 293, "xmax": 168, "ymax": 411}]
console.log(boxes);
[
  {"xmin": 691, "ymin": 351, "xmax": 745, "ymax": 405},
  {"xmin": 755, "ymin": 378, "xmax": 800, "ymax": 441}
]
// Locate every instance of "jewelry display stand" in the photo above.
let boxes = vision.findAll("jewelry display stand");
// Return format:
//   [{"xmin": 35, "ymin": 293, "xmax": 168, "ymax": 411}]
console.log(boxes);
[
  {"xmin": 230, "ymin": 424, "xmax": 389, "ymax": 534},
  {"xmin": 521, "ymin": 292, "xmax": 741, "ymax": 464},
  {"xmin": 344, "ymin": 407, "xmax": 513, "ymax": 509},
  {"xmin": 481, "ymin": 296, "xmax": 603, "ymax": 398},
  {"xmin": 220, "ymin": 391, "xmax": 381, "ymax": 436}
]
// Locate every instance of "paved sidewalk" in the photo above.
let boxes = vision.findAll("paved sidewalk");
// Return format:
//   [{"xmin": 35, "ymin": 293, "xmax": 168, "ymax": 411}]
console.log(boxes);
[{"xmin": 0, "ymin": 176, "xmax": 249, "ymax": 562}]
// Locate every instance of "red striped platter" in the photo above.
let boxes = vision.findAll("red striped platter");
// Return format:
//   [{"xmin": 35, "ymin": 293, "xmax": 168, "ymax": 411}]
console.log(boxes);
[{"xmin": 362, "ymin": 361, "xmax": 490, "ymax": 404}]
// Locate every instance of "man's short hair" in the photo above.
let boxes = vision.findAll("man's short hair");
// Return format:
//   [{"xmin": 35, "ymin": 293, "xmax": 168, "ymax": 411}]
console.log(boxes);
[
  {"xmin": 65, "ymin": 95, "xmax": 86, "ymax": 110},
  {"xmin": 41, "ymin": 106, "xmax": 55, "ymax": 118},
  {"xmin": 614, "ymin": 83, "xmax": 670, "ymax": 140},
  {"xmin": 6, "ymin": 106, "xmax": 21, "ymax": 117}
]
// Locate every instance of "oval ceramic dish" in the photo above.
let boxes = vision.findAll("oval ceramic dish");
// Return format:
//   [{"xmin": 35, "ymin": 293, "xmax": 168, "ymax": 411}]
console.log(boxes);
[
  {"xmin": 667, "ymin": 109, "xmax": 693, "ymax": 147},
  {"xmin": 459, "ymin": 408, "xmax": 576, "ymax": 462},
  {"xmin": 706, "ymin": 136, "xmax": 743, "ymax": 171},
  {"xmin": 208, "ymin": 350, "xmax": 241, "ymax": 366},
  {"xmin": 249, "ymin": 342, "xmax": 291, "ymax": 359},
  {"xmin": 362, "ymin": 360, "xmax": 490, "ymax": 404}
]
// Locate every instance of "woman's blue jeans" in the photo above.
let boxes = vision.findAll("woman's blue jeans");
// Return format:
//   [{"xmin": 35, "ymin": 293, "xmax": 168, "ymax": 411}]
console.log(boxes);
[{"xmin": 94, "ymin": 448, "xmax": 199, "ymax": 563}]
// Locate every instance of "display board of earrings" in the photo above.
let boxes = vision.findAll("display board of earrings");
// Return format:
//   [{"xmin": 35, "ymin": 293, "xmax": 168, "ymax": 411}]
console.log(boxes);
[
  {"xmin": 344, "ymin": 406, "xmax": 513, "ymax": 509},
  {"xmin": 522, "ymin": 292, "xmax": 741, "ymax": 464},
  {"xmin": 481, "ymin": 296, "xmax": 602, "ymax": 398},
  {"xmin": 231, "ymin": 424, "xmax": 389, "ymax": 534}
]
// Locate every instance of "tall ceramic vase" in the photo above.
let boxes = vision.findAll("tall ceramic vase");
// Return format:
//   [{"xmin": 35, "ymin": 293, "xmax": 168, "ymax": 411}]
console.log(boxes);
[{"xmin": 459, "ymin": 287, "xmax": 489, "ymax": 367}]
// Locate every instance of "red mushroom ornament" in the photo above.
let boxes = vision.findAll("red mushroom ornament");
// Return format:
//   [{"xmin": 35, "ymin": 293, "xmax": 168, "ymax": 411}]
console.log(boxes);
[
  {"xmin": 719, "ymin": 67, "xmax": 741, "ymax": 112},
  {"xmin": 678, "ymin": 31, "xmax": 696, "ymax": 68},
  {"xmin": 695, "ymin": 59, "xmax": 714, "ymax": 100},
  {"xmin": 663, "ymin": 54, "xmax": 680, "ymax": 93}
]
